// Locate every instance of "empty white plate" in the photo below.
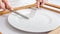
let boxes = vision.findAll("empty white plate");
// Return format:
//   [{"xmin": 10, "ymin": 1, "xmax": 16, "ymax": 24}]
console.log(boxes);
[
  {"xmin": 8, "ymin": 0, "xmax": 60, "ymax": 32},
  {"xmin": 8, "ymin": 8, "xmax": 60, "ymax": 32}
]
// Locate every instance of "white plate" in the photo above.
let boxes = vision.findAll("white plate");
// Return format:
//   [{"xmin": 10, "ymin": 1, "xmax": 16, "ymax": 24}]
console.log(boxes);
[
  {"xmin": 8, "ymin": 0, "xmax": 60, "ymax": 32},
  {"xmin": 8, "ymin": 8, "xmax": 60, "ymax": 32}
]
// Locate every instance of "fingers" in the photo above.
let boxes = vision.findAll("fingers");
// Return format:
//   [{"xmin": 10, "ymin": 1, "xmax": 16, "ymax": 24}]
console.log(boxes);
[
  {"xmin": 0, "ymin": 0, "xmax": 13, "ymax": 11},
  {"xmin": 0, "ymin": 0, "xmax": 6, "ymax": 11},
  {"xmin": 5, "ymin": 3, "xmax": 13, "ymax": 11},
  {"xmin": 2, "ymin": 0, "xmax": 13, "ymax": 11},
  {"xmin": 40, "ymin": 0, "xmax": 46, "ymax": 6},
  {"xmin": 36, "ymin": 0, "xmax": 40, "ymax": 8},
  {"xmin": 36, "ymin": 0, "xmax": 41, "ymax": 8},
  {"xmin": 36, "ymin": 0, "xmax": 46, "ymax": 8}
]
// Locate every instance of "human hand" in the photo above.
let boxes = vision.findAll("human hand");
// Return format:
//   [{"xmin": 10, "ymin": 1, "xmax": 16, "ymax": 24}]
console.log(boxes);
[
  {"xmin": 0, "ymin": 0, "xmax": 13, "ymax": 11},
  {"xmin": 36, "ymin": 0, "xmax": 47, "ymax": 8}
]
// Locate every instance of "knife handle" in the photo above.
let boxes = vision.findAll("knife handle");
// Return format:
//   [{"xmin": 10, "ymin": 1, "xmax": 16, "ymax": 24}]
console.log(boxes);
[{"xmin": 11, "ymin": 10, "xmax": 29, "ymax": 19}]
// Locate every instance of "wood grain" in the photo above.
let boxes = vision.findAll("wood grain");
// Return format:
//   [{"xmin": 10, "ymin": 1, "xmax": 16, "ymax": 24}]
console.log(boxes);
[
  {"xmin": 48, "ymin": 26, "xmax": 60, "ymax": 34},
  {"xmin": 0, "ymin": 32, "xmax": 2, "ymax": 34}
]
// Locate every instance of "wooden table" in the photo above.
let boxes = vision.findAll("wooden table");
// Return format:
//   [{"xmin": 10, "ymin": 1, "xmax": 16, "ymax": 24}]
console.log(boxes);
[{"xmin": 48, "ymin": 26, "xmax": 60, "ymax": 34}]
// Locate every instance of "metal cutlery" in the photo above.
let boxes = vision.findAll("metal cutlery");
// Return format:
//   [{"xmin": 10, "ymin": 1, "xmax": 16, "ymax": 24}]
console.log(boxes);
[{"xmin": 11, "ymin": 10, "xmax": 29, "ymax": 19}]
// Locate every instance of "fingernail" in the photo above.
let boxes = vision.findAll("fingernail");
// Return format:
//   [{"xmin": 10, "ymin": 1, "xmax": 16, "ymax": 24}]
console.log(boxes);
[
  {"xmin": 0, "ymin": 9, "xmax": 3, "ymax": 11},
  {"xmin": 11, "ymin": 8, "xmax": 14, "ymax": 11},
  {"xmin": 9, "ymin": 8, "xmax": 14, "ymax": 11}
]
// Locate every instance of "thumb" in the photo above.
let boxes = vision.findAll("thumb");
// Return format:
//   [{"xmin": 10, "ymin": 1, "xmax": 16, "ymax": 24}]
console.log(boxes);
[
  {"xmin": 5, "ymin": 4, "xmax": 13, "ymax": 11},
  {"xmin": 0, "ymin": 2, "xmax": 6, "ymax": 10}
]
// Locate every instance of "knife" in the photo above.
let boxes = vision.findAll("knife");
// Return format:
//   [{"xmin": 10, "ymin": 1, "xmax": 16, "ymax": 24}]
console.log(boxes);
[{"xmin": 11, "ymin": 10, "xmax": 29, "ymax": 19}]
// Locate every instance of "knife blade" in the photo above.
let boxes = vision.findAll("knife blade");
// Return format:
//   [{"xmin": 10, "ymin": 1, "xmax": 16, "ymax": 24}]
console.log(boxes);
[{"xmin": 11, "ymin": 10, "xmax": 29, "ymax": 19}]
